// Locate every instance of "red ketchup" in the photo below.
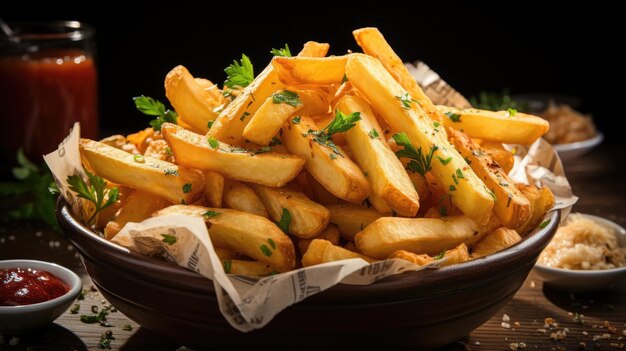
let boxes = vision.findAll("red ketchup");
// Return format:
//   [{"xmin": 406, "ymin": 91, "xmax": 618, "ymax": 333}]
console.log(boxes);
[{"xmin": 0, "ymin": 268, "xmax": 70, "ymax": 306}]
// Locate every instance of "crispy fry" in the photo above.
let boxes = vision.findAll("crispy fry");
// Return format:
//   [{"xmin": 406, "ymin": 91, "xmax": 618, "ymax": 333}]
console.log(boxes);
[
  {"xmin": 252, "ymin": 184, "xmax": 330, "ymax": 238},
  {"xmin": 222, "ymin": 259, "xmax": 277, "ymax": 276},
  {"xmin": 480, "ymin": 141, "xmax": 514, "ymax": 174},
  {"xmin": 471, "ymin": 227, "xmax": 522, "ymax": 259},
  {"xmin": 343, "ymin": 241, "xmax": 360, "ymax": 253},
  {"xmin": 242, "ymin": 90, "xmax": 303, "ymax": 145},
  {"xmin": 161, "ymin": 123, "xmax": 305, "ymax": 187},
  {"xmin": 355, "ymin": 215, "xmax": 499, "ymax": 259},
  {"xmin": 282, "ymin": 115, "xmax": 370, "ymax": 203},
  {"xmin": 194, "ymin": 77, "xmax": 225, "ymax": 105},
  {"xmin": 448, "ymin": 128, "xmax": 531, "ymax": 228},
  {"xmin": 302, "ymin": 239, "xmax": 376, "ymax": 267},
  {"xmin": 346, "ymin": 54, "xmax": 494, "ymax": 224},
  {"xmin": 272, "ymin": 55, "xmax": 350, "ymax": 86},
  {"xmin": 438, "ymin": 106, "xmax": 549, "ymax": 145},
  {"xmin": 144, "ymin": 139, "xmax": 173, "ymax": 162},
  {"xmin": 104, "ymin": 190, "xmax": 170, "ymax": 239},
  {"xmin": 338, "ymin": 95, "xmax": 419, "ymax": 217},
  {"xmin": 298, "ymin": 224, "xmax": 341, "ymax": 255},
  {"xmin": 390, "ymin": 243, "xmax": 469, "ymax": 267},
  {"xmin": 326, "ymin": 204, "xmax": 384, "ymax": 240},
  {"xmin": 95, "ymin": 185, "xmax": 132, "ymax": 229},
  {"xmin": 353, "ymin": 27, "xmax": 446, "ymax": 122},
  {"xmin": 297, "ymin": 89, "xmax": 331, "ymax": 116},
  {"xmin": 80, "ymin": 138, "xmax": 205, "ymax": 204},
  {"xmin": 154, "ymin": 205, "xmax": 295, "ymax": 271},
  {"xmin": 298, "ymin": 41, "xmax": 330, "ymax": 57},
  {"xmin": 214, "ymin": 247, "xmax": 239, "ymax": 260},
  {"xmin": 204, "ymin": 171, "xmax": 224, "ymax": 207},
  {"xmin": 165, "ymin": 65, "xmax": 220, "ymax": 134},
  {"xmin": 222, "ymin": 179, "xmax": 268, "ymax": 217},
  {"xmin": 515, "ymin": 185, "xmax": 555, "ymax": 236},
  {"xmin": 441, "ymin": 243, "xmax": 470, "ymax": 266},
  {"xmin": 390, "ymin": 250, "xmax": 434, "ymax": 265},
  {"xmin": 367, "ymin": 191, "xmax": 393, "ymax": 214},
  {"xmin": 126, "ymin": 127, "xmax": 157, "ymax": 154},
  {"xmin": 305, "ymin": 172, "xmax": 345, "ymax": 205}
]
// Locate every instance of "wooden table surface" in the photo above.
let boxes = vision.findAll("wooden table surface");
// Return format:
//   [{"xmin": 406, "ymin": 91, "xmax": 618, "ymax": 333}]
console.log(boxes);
[{"xmin": 1, "ymin": 144, "xmax": 625, "ymax": 351}]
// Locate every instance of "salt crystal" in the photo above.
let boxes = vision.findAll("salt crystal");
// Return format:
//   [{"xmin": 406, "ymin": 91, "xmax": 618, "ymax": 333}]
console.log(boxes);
[
  {"xmin": 530, "ymin": 281, "xmax": 536, "ymax": 288},
  {"xmin": 54, "ymin": 241, "xmax": 60, "ymax": 247},
  {"xmin": 476, "ymin": 341, "xmax": 481, "ymax": 345},
  {"xmin": 583, "ymin": 331, "xmax": 589, "ymax": 336},
  {"xmin": 35, "ymin": 231, "xmax": 42, "ymax": 237},
  {"xmin": 537, "ymin": 329, "xmax": 547, "ymax": 334},
  {"xmin": 8, "ymin": 235, "xmax": 15, "ymax": 241},
  {"xmin": 502, "ymin": 322, "xmax": 511, "ymax": 329},
  {"xmin": 503, "ymin": 314, "xmax": 511, "ymax": 322}
]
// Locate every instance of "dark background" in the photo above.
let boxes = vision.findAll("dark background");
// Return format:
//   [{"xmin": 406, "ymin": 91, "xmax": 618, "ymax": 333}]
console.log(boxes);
[{"xmin": 3, "ymin": 2, "xmax": 617, "ymax": 141}]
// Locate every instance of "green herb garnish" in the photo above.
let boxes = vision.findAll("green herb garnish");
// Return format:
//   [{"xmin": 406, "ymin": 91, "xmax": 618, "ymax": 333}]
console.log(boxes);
[
  {"xmin": 269, "ymin": 136, "xmax": 282, "ymax": 146},
  {"xmin": 133, "ymin": 95, "xmax": 178, "ymax": 132},
  {"xmin": 70, "ymin": 304, "xmax": 80, "ymax": 314},
  {"xmin": 164, "ymin": 169, "xmax": 179, "ymax": 176},
  {"xmin": 436, "ymin": 156, "xmax": 452, "ymax": 165},
  {"xmin": 67, "ymin": 171, "xmax": 119, "ymax": 225},
  {"xmin": 123, "ymin": 324, "xmax": 133, "ymax": 331},
  {"xmin": 449, "ymin": 185, "xmax": 456, "ymax": 191},
  {"xmin": 207, "ymin": 136, "xmax": 219, "ymax": 149},
  {"xmin": 304, "ymin": 110, "xmax": 360, "ymax": 157},
  {"xmin": 254, "ymin": 146, "xmax": 271, "ymax": 154},
  {"xmin": 223, "ymin": 260, "xmax": 232, "ymax": 273},
  {"xmin": 202, "ymin": 210, "xmax": 220, "ymax": 218},
  {"xmin": 434, "ymin": 251, "xmax": 445, "ymax": 260},
  {"xmin": 270, "ymin": 44, "xmax": 292, "ymax": 57},
  {"xmin": 80, "ymin": 308, "xmax": 109, "ymax": 324},
  {"xmin": 240, "ymin": 111, "xmax": 250, "ymax": 121},
  {"xmin": 224, "ymin": 54, "xmax": 254, "ymax": 88},
  {"xmin": 98, "ymin": 330, "xmax": 115, "ymax": 349},
  {"xmin": 369, "ymin": 129, "xmax": 379, "ymax": 139},
  {"xmin": 506, "ymin": 108, "xmax": 518, "ymax": 116},
  {"xmin": 393, "ymin": 132, "xmax": 438, "ymax": 177},
  {"xmin": 292, "ymin": 116, "xmax": 301, "ymax": 124},
  {"xmin": 539, "ymin": 219, "xmax": 551, "ymax": 229},
  {"xmin": 268, "ymin": 238, "xmax": 276, "ymax": 249},
  {"xmin": 133, "ymin": 155, "xmax": 145, "ymax": 163},
  {"xmin": 260, "ymin": 244, "xmax": 273, "ymax": 257},
  {"xmin": 445, "ymin": 111, "xmax": 461, "ymax": 122},
  {"xmin": 182, "ymin": 183, "xmax": 192, "ymax": 193},
  {"xmin": 272, "ymin": 90, "xmax": 301, "ymax": 107},
  {"xmin": 161, "ymin": 234, "xmax": 177, "ymax": 245},
  {"xmin": 208, "ymin": 120, "xmax": 215, "ymax": 129},
  {"xmin": 275, "ymin": 208, "xmax": 292, "ymax": 234},
  {"xmin": 395, "ymin": 92, "xmax": 418, "ymax": 110}
]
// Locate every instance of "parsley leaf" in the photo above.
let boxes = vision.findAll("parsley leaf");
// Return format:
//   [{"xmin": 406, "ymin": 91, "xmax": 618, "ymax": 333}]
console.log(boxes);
[
  {"xmin": 539, "ymin": 219, "xmax": 551, "ymax": 229},
  {"xmin": 67, "ymin": 171, "xmax": 119, "ymax": 225},
  {"xmin": 275, "ymin": 208, "xmax": 292, "ymax": 234},
  {"xmin": 434, "ymin": 251, "xmax": 445, "ymax": 260},
  {"xmin": 161, "ymin": 234, "xmax": 177, "ymax": 245},
  {"xmin": 445, "ymin": 111, "xmax": 461, "ymax": 122},
  {"xmin": 207, "ymin": 137, "xmax": 219, "ymax": 149},
  {"xmin": 369, "ymin": 129, "xmax": 379, "ymax": 139},
  {"xmin": 436, "ymin": 156, "xmax": 452, "ymax": 165},
  {"xmin": 269, "ymin": 136, "xmax": 282, "ymax": 146},
  {"xmin": 326, "ymin": 110, "xmax": 361, "ymax": 134},
  {"xmin": 202, "ymin": 210, "xmax": 220, "ymax": 218},
  {"xmin": 182, "ymin": 183, "xmax": 192, "ymax": 193},
  {"xmin": 395, "ymin": 93, "xmax": 418, "ymax": 109},
  {"xmin": 506, "ymin": 108, "xmax": 517, "ymax": 116},
  {"xmin": 270, "ymin": 44, "xmax": 292, "ymax": 57},
  {"xmin": 292, "ymin": 116, "xmax": 301, "ymax": 124},
  {"xmin": 272, "ymin": 90, "xmax": 301, "ymax": 107},
  {"xmin": 133, "ymin": 95, "xmax": 178, "ymax": 131},
  {"xmin": 223, "ymin": 260, "xmax": 232, "ymax": 273},
  {"xmin": 224, "ymin": 54, "xmax": 254, "ymax": 88},
  {"xmin": 260, "ymin": 244, "xmax": 273, "ymax": 257},
  {"xmin": 392, "ymin": 132, "xmax": 438, "ymax": 177}
]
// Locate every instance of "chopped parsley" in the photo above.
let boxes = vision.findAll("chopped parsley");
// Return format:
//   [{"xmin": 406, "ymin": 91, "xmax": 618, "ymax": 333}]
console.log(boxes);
[
  {"xmin": 304, "ymin": 109, "xmax": 360, "ymax": 157},
  {"xmin": 269, "ymin": 136, "xmax": 282, "ymax": 146},
  {"xmin": 223, "ymin": 260, "xmax": 232, "ymax": 273},
  {"xmin": 272, "ymin": 90, "xmax": 301, "ymax": 107},
  {"xmin": 182, "ymin": 183, "xmax": 192, "ymax": 193},
  {"xmin": 133, "ymin": 95, "xmax": 178, "ymax": 132},
  {"xmin": 449, "ymin": 185, "xmax": 456, "ymax": 191},
  {"xmin": 207, "ymin": 120, "xmax": 214, "ymax": 129},
  {"xmin": 240, "ymin": 112, "xmax": 250, "ymax": 121},
  {"xmin": 434, "ymin": 251, "xmax": 445, "ymax": 260},
  {"xmin": 341, "ymin": 74, "xmax": 348, "ymax": 84},
  {"xmin": 393, "ymin": 132, "xmax": 438, "ymax": 177},
  {"xmin": 329, "ymin": 153, "xmax": 337, "ymax": 160},
  {"xmin": 70, "ymin": 303, "xmax": 80, "ymax": 314},
  {"xmin": 268, "ymin": 238, "xmax": 276, "ymax": 249},
  {"xmin": 80, "ymin": 308, "xmax": 109, "ymax": 324},
  {"xmin": 67, "ymin": 171, "xmax": 119, "ymax": 225},
  {"xmin": 260, "ymin": 244, "xmax": 273, "ymax": 257},
  {"xmin": 292, "ymin": 116, "xmax": 301, "ymax": 124},
  {"xmin": 368, "ymin": 129, "xmax": 379, "ymax": 139},
  {"xmin": 207, "ymin": 137, "xmax": 219, "ymax": 149},
  {"xmin": 445, "ymin": 111, "xmax": 461, "ymax": 122},
  {"xmin": 202, "ymin": 210, "xmax": 220, "ymax": 218},
  {"xmin": 455, "ymin": 168, "xmax": 465, "ymax": 179},
  {"xmin": 165, "ymin": 147, "xmax": 173, "ymax": 156},
  {"xmin": 98, "ymin": 330, "xmax": 115, "ymax": 349},
  {"xmin": 161, "ymin": 234, "xmax": 177, "ymax": 245},
  {"xmin": 123, "ymin": 324, "xmax": 133, "ymax": 331},
  {"xmin": 224, "ymin": 54, "xmax": 254, "ymax": 88},
  {"xmin": 275, "ymin": 208, "xmax": 292, "ymax": 234},
  {"xmin": 133, "ymin": 155, "xmax": 145, "ymax": 163},
  {"xmin": 164, "ymin": 169, "xmax": 179, "ymax": 176},
  {"xmin": 395, "ymin": 92, "xmax": 418, "ymax": 109},
  {"xmin": 253, "ymin": 146, "xmax": 271, "ymax": 154},
  {"xmin": 506, "ymin": 108, "xmax": 517, "ymax": 116},
  {"xmin": 539, "ymin": 219, "xmax": 551, "ymax": 229},
  {"xmin": 436, "ymin": 156, "xmax": 452, "ymax": 165},
  {"xmin": 270, "ymin": 44, "xmax": 292, "ymax": 57}
]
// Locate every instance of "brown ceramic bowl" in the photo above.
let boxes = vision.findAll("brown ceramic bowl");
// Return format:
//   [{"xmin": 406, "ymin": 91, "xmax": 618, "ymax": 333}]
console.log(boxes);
[{"xmin": 57, "ymin": 199, "xmax": 560, "ymax": 350}]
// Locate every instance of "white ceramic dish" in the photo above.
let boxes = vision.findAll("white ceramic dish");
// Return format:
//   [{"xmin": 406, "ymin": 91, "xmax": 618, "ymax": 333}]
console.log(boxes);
[
  {"xmin": 534, "ymin": 214, "xmax": 626, "ymax": 292},
  {"xmin": 0, "ymin": 259, "xmax": 82, "ymax": 334},
  {"xmin": 554, "ymin": 133, "xmax": 604, "ymax": 162}
]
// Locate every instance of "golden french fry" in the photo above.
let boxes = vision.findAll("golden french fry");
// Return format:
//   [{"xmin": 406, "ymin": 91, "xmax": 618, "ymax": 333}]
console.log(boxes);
[
  {"xmin": 305, "ymin": 172, "xmax": 345, "ymax": 205},
  {"xmin": 515, "ymin": 185, "xmax": 555, "ymax": 236},
  {"xmin": 126, "ymin": 127, "xmax": 157, "ymax": 154},
  {"xmin": 96, "ymin": 185, "xmax": 132, "ymax": 230},
  {"xmin": 144, "ymin": 139, "xmax": 174, "ymax": 162},
  {"xmin": 165, "ymin": 65, "xmax": 220, "ymax": 134},
  {"xmin": 441, "ymin": 243, "xmax": 470, "ymax": 266},
  {"xmin": 204, "ymin": 171, "xmax": 224, "ymax": 208},
  {"xmin": 326, "ymin": 204, "xmax": 384, "ymax": 240},
  {"xmin": 222, "ymin": 179, "xmax": 268, "ymax": 217},
  {"xmin": 343, "ymin": 241, "xmax": 360, "ymax": 253},
  {"xmin": 355, "ymin": 215, "xmax": 499, "ymax": 259},
  {"xmin": 353, "ymin": 27, "xmax": 447, "ymax": 122},
  {"xmin": 480, "ymin": 141, "xmax": 514, "ymax": 174},
  {"xmin": 208, "ymin": 44, "xmax": 328, "ymax": 145},
  {"xmin": 80, "ymin": 138, "xmax": 205, "ymax": 204},
  {"xmin": 367, "ymin": 191, "xmax": 393, "ymax": 214},
  {"xmin": 242, "ymin": 90, "xmax": 303, "ymax": 145},
  {"xmin": 471, "ymin": 227, "xmax": 522, "ymax": 259},
  {"xmin": 193, "ymin": 77, "xmax": 225, "ymax": 106},
  {"xmin": 252, "ymin": 184, "xmax": 329, "ymax": 238},
  {"xmin": 302, "ymin": 239, "xmax": 376, "ymax": 267},
  {"xmin": 297, "ymin": 89, "xmax": 331, "ymax": 116},
  {"xmin": 438, "ymin": 106, "xmax": 549, "ymax": 145},
  {"xmin": 222, "ymin": 259, "xmax": 277, "ymax": 276},
  {"xmin": 282, "ymin": 116, "xmax": 370, "ymax": 204},
  {"xmin": 390, "ymin": 250, "xmax": 434, "ymax": 265},
  {"xmin": 346, "ymin": 54, "xmax": 494, "ymax": 224},
  {"xmin": 338, "ymin": 95, "xmax": 419, "ymax": 217},
  {"xmin": 104, "ymin": 190, "xmax": 170, "ymax": 239},
  {"xmin": 214, "ymin": 247, "xmax": 239, "ymax": 260},
  {"xmin": 298, "ymin": 224, "xmax": 341, "ymax": 255},
  {"xmin": 154, "ymin": 205, "xmax": 295, "ymax": 271},
  {"xmin": 448, "ymin": 128, "xmax": 531, "ymax": 228},
  {"xmin": 161, "ymin": 123, "xmax": 305, "ymax": 187},
  {"xmin": 271, "ymin": 55, "xmax": 350, "ymax": 86}
]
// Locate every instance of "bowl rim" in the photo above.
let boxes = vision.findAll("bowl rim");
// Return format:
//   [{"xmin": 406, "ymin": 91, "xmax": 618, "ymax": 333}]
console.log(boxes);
[
  {"xmin": 0, "ymin": 259, "xmax": 82, "ymax": 313},
  {"xmin": 553, "ymin": 132, "xmax": 604, "ymax": 152},
  {"xmin": 57, "ymin": 198, "xmax": 560, "ymax": 299},
  {"xmin": 534, "ymin": 213, "xmax": 626, "ymax": 275}
]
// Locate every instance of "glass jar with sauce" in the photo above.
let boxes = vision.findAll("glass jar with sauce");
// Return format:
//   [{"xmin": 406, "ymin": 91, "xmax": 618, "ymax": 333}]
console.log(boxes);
[{"xmin": 0, "ymin": 21, "xmax": 98, "ymax": 166}]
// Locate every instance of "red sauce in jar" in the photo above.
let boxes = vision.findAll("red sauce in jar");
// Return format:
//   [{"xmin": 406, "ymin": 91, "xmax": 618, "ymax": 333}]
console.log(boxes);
[{"xmin": 0, "ymin": 267, "xmax": 70, "ymax": 306}]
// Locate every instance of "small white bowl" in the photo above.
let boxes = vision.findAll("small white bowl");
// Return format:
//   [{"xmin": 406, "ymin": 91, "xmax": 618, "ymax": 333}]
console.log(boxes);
[
  {"xmin": 534, "ymin": 214, "xmax": 626, "ymax": 292},
  {"xmin": 0, "ymin": 259, "xmax": 82, "ymax": 334},
  {"xmin": 554, "ymin": 133, "xmax": 604, "ymax": 162}
]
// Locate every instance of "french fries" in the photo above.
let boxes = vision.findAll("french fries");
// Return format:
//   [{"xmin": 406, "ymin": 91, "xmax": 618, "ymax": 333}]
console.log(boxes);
[
  {"xmin": 438, "ymin": 106, "xmax": 550, "ymax": 145},
  {"xmin": 480, "ymin": 141, "xmax": 515, "ymax": 174},
  {"xmin": 326, "ymin": 204, "xmax": 384, "ymax": 240},
  {"xmin": 272, "ymin": 55, "xmax": 350, "ymax": 86},
  {"xmin": 80, "ymin": 138, "xmax": 205, "ymax": 204},
  {"xmin": 154, "ymin": 205, "xmax": 295, "ymax": 271},
  {"xmin": 346, "ymin": 54, "xmax": 495, "ymax": 224},
  {"xmin": 282, "ymin": 115, "xmax": 370, "ymax": 203},
  {"xmin": 302, "ymin": 239, "xmax": 376, "ymax": 267},
  {"xmin": 165, "ymin": 65, "xmax": 220, "ymax": 134},
  {"xmin": 104, "ymin": 190, "xmax": 170, "ymax": 239},
  {"xmin": 222, "ymin": 179, "xmax": 268, "ymax": 217},
  {"xmin": 338, "ymin": 94, "xmax": 419, "ymax": 217},
  {"xmin": 204, "ymin": 171, "xmax": 224, "ymax": 208},
  {"xmin": 222, "ymin": 259, "xmax": 276, "ymax": 276},
  {"xmin": 515, "ymin": 185, "xmax": 555, "ymax": 236},
  {"xmin": 242, "ymin": 90, "xmax": 303, "ymax": 145},
  {"xmin": 447, "ymin": 128, "xmax": 531, "ymax": 228},
  {"xmin": 298, "ymin": 224, "xmax": 341, "ymax": 255},
  {"xmin": 390, "ymin": 243, "xmax": 470, "ymax": 267},
  {"xmin": 355, "ymin": 215, "xmax": 499, "ymax": 259},
  {"xmin": 252, "ymin": 184, "xmax": 330, "ymax": 238},
  {"xmin": 471, "ymin": 227, "xmax": 522, "ymax": 259},
  {"xmin": 161, "ymin": 123, "xmax": 305, "ymax": 187}
]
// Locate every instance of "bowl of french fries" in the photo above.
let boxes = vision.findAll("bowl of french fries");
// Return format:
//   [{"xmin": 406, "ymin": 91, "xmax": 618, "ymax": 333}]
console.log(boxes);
[{"xmin": 55, "ymin": 28, "xmax": 562, "ymax": 349}]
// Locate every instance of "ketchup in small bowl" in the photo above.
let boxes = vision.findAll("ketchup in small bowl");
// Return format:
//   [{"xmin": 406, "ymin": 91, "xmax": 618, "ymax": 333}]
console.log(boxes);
[{"xmin": 1, "ymin": 268, "xmax": 70, "ymax": 306}]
